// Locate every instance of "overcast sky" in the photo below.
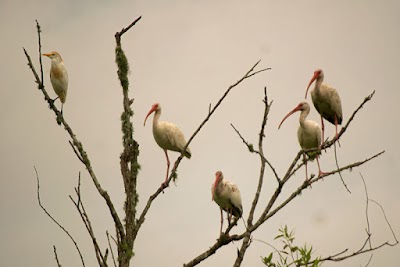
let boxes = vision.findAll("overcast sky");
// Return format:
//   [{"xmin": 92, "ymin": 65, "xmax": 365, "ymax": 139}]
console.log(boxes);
[{"xmin": 1, "ymin": 1, "xmax": 399, "ymax": 266}]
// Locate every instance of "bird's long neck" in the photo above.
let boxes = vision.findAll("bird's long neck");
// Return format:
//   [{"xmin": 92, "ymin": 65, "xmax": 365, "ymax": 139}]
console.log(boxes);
[
  {"xmin": 51, "ymin": 57, "xmax": 63, "ymax": 66},
  {"xmin": 314, "ymin": 76, "xmax": 324, "ymax": 95},
  {"xmin": 152, "ymin": 109, "xmax": 161, "ymax": 130},
  {"xmin": 299, "ymin": 109, "xmax": 309, "ymax": 128}
]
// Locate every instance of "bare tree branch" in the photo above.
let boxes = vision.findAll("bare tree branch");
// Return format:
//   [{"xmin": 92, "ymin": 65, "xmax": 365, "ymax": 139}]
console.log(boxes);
[
  {"xmin": 25, "ymin": 20, "xmax": 125, "ymax": 256},
  {"xmin": 113, "ymin": 16, "xmax": 142, "ymax": 267},
  {"xmin": 319, "ymin": 173, "xmax": 398, "ymax": 263},
  {"xmin": 34, "ymin": 166, "xmax": 85, "ymax": 267},
  {"xmin": 35, "ymin": 20, "xmax": 44, "ymax": 88},
  {"xmin": 70, "ymin": 173, "xmax": 107, "ymax": 267},
  {"xmin": 333, "ymin": 141, "xmax": 351, "ymax": 193},
  {"xmin": 233, "ymin": 87, "xmax": 273, "ymax": 267}
]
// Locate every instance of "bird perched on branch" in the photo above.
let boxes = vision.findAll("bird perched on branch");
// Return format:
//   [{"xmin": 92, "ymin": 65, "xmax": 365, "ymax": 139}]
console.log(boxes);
[
  {"xmin": 144, "ymin": 103, "xmax": 191, "ymax": 185},
  {"xmin": 305, "ymin": 69, "xmax": 343, "ymax": 144},
  {"xmin": 279, "ymin": 102, "xmax": 325, "ymax": 180},
  {"xmin": 43, "ymin": 51, "xmax": 68, "ymax": 114},
  {"xmin": 212, "ymin": 171, "xmax": 243, "ymax": 235}
]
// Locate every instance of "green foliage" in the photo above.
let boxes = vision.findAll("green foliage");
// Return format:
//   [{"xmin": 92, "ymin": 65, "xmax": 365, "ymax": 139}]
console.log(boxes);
[{"xmin": 261, "ymin": 225, "xmax": 322, "ymax": 267}]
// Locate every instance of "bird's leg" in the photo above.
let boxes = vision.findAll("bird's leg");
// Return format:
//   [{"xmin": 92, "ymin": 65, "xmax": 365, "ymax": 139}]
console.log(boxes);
[
  {"xmin": 163, "ymin": 149, "xmax": 170, "ymax": 186},
  {"xmin": 61, "ymin": 103, "xmax": 64, "ymax": 116},
  {"xmin": 334, "ymin": 114, "xmax": 341, "ymax": 147},
  {"xmin": 227, "ymin": 211, "xmax": 232, "ymax": 225},
  {"xmin": 320, "ymin": 115, "xmax": 325, "ymax": 144},
  {"xmin": 303, "ymin": 153, "xmax": 310, "ymax": 186},
  {"xmin": 219, "ymin": 208, "xmax": 224, "ymax": 236},
  {"xmin": 316, "ymin": 155, "xmax": 327, "ymax": 178}
]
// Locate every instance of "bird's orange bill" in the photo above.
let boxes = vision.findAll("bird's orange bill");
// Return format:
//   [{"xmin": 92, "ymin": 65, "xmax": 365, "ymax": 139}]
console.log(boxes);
[
  {"xmin": 143, "ymin": 104, "xmax": 158, "ymax": 126},
  {"xmin": 42, "ymin": 53, "xmax": 52, "ymax": 57},
  {"xmin": 305, "ymin": 72, "xmax": 319, "ymax": 99},
  {"xmin": 278, "ymin": 103, "xmax": 302, "ymax": 129}
]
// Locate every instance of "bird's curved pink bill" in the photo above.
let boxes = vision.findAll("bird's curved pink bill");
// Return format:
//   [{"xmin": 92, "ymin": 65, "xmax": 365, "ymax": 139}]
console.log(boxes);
[
  {"xmin": 305, "ymin": 71, "xmax": 320, "ymax": 99},
  {"xmin": 278, "ymin": 103, "xmax": 303, "ymax": 129},
  {"xmin": 212, "ymin": 171, "xmax": 222, "ymax": 201},
  {"xmin": 143, "ymin": 103, "xmax": 159, "ymax": 126}
]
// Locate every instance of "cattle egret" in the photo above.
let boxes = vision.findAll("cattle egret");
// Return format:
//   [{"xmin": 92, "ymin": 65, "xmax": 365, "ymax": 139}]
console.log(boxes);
[{"xmin": 43, "ymin": 51, "xmax": 68, "ymax": 114}]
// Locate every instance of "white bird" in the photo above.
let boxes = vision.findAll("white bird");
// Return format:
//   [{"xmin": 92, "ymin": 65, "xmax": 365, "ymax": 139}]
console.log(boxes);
[
  {"xmin": 212, "ymin": 171, "xmax": 243, "ymax": 235},
  {"xmin": 278, "ymin": 102, "xmax": 325, "ymax": 179},
  {"xmin": 144, "ymin": 103, "xmax": 191, "ymax": 184},
  {"xmin": 305, "ymin": 69, "xmax": 343, "ymax": 144},
  {"xmin": 43, "ymin": 51, "xmax": 68, "ymax": 114}
]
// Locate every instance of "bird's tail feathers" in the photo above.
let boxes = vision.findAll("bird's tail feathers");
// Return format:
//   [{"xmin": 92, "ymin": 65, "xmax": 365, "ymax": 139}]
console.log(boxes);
[{"xmin": 184, "ymin": 149, "xmax": 191, "ymax": 159}]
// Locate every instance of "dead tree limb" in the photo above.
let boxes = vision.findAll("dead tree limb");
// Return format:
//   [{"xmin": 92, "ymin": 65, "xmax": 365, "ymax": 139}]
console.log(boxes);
[{"xmin": 34, "ymin": 166, "xmax": 85, "ymax": 267}]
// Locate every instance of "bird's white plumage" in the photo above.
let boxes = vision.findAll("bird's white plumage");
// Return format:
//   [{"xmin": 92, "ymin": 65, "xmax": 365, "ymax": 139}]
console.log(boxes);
[
  {"xmin": 279, "ymin": 102, "xmax": 324, "ymax": 177},
  {"xmin": 144, "ymin": 103, "xmax": 191, "ymax": 184},
  {"xmin": 310, "ymin": 81, "xmax": 342, "ymax": 125},
  {"xmin": 153, "ymin": 121, "xmax": 191, "ymax": 156},
  {"xmin": 297, "ymin": 103, "xmax": 322, "ymax": 152},
  {"xmin": 306, "ymin": 69, "xmax": 343, "ymax": 142},
  {"xmin": 146, "ymin": 104, "xmax": 191, "ymax": 158},
  {"xmin": 212, "ymin": 171, "xmax": 243, "ymax": 218}
]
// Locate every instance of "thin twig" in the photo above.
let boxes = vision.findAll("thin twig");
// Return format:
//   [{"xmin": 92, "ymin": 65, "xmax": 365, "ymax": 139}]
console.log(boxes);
[
  {"xmin": 115, "ymin": 16, "xmax": 142, "ymax": 45},
  {"xmin": 107, "ymin": 231, "xmax": 117, "ymax": 267},
  {"xmin": 364, "ymin": 254, "xmax": 373, "ymax": 267},
  {"xmin": 34, "ymin": 166, "xmax": 85, "ymax": 267},
  {"xmin": 369, "ymin": 200, "xmax": 399, "ymax": 243},
  {"xmin": 319, "ymin": 173, "xmax": 398, "ymax": 263},
  {"xmin": 69, "ymin": 141, "xmax": 84, "ymax": 163},
  {"xmin": 325, "ymin": 91, "xmax": 375, "ymax": 148},
  {"xmin": 53, "ymin": 245, "xmax": 62, "ymax": 267},
  {"xmin": 35, "ymin": 20, "xmax": 44, "ymax": 87},
  {"xmin": 69, "ymin": 174, "xmax": 106, "ymax": 266},
  {"xmin": 334, "ymin": 141, "xmax": 351, "ymax": 193},
  {"xmin": 360, "ymin": 173, "xmax": 372, "ymax": 248}
]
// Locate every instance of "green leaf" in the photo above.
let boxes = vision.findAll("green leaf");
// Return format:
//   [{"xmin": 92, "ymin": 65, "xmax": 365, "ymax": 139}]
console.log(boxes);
[{"xmin": 274, "ymin": 234, "xmax": 284, "ymax": 240}]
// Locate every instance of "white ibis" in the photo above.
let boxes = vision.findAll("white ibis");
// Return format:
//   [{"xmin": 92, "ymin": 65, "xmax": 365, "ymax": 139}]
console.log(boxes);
[
  {"xmin": 211, "ymin": 171, "xmax": 243, "ymax": 235},
  {"xmin": 43, "ymin": 52, "xmax": 68, "ymax": 114},
  {"xmin": 144, "ymin": 103, "xmax": 191, "ymax": 184},
  {"xmin": 306, "ymin": 69, "xmax": 343, "ymax": 144},
  {"xmin": 278, "ymin": 102, "xmax": 325, "ymax": 179}
]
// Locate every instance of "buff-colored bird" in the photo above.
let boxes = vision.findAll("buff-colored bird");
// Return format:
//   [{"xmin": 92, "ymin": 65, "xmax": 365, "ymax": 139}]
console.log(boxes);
[{"xmin": 43, "ymin": 51, "xmax": 68, "ymax": 114}]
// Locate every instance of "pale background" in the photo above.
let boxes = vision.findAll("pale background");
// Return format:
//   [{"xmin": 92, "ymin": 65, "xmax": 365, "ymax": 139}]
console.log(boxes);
[{"xmin": 0, "ymin": 1, "xmax": 399, "ymax": 266}]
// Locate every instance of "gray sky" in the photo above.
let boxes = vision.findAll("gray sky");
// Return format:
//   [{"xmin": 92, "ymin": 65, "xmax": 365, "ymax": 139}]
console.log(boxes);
[{"xmin": 1, "ymin": 1, "xmax": 399, "ymax": 266}]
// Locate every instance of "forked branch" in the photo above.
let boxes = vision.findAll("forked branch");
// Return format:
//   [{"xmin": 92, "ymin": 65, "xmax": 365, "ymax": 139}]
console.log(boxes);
[
  {"xmin": 34, "ymin": 167, "xmax": 85, "ymax": 267},
  {"xmin": 319, "ymin": 173, "xmax": 398, "ymax": 263}
]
